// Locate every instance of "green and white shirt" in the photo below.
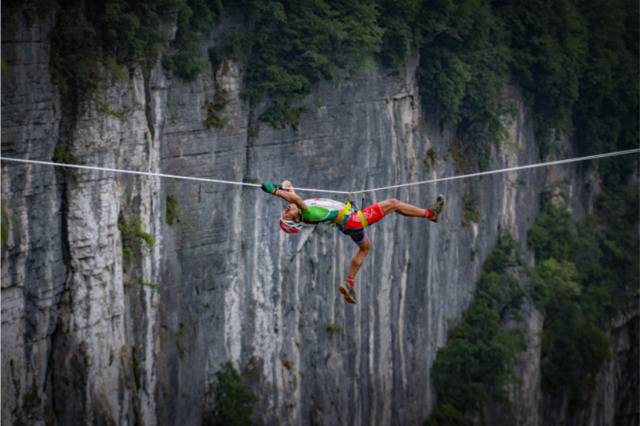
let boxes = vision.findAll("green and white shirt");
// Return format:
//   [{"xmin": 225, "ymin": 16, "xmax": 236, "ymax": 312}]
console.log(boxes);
[{"xmin": 301, "ymin": 198, "xmax": 350, "ymax": 224}]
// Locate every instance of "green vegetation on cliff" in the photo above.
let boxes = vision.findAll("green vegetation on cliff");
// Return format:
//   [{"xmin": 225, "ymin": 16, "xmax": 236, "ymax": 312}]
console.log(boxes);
[
  {"xmin": 417, "ymin": 0, "xmax": 510, "ymax": 160},
  {"xmin": 4, "ymin": 0, "xmax": 223, "ymax": 103},
  {"xmin": 234, "ymin": 0, "xmax": 383, "ymax": 127},
  {"xmin": 426, "ymin": 236, "xmax": 527, "ymax": 425},
  {"xmin": 118, "ymin": 216, "xmax": 154, "ymax": 258},
  {"xmin": 417, "ymin": 0, "xmax": 637, "ymax": 165},
  {"xmin": 6, "ymin": 0, "xmax": 635, "ymax": 145},
  {"xmin": 205, "ymin": 362, "xmax": 257, "ymax": 426},
  {"xmin": 427, "ymin": 173, "xmax": 638, "ymax": 423},
  {"xmin": 529, "ymin": 187, "xmax": 638, "ymax": 410}
]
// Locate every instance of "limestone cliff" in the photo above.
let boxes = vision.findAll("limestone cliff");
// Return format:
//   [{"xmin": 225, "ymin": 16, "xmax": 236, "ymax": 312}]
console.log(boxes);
[{"xmin": 1, "ymin": 12, "xmax": 637, "ymax": 426}]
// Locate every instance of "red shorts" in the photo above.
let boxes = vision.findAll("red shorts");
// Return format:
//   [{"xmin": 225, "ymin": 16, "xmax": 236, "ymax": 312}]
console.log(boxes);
[{"xmin": 343, "ymin": 203, "xmax": 385, "ymax": 231}]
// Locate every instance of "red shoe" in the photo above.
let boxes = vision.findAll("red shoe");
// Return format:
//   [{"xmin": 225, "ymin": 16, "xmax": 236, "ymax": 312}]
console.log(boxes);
[{"xmin": 338, "ymin": 283, "xmax": 358, "ymax": 304}]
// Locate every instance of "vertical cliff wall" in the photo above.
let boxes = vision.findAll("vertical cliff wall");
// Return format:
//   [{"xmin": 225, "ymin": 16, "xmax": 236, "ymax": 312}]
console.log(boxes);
[
  {"xmin": 2, "ymin": 13, "xmax": 163, "ymax": 425},
  {"xmin": 2, "ymin": 14, "xmax": 64, "ymax": 425},
  {"xmin": 1, "ymin": 13, "xmax": 636, "ymax": 426}
]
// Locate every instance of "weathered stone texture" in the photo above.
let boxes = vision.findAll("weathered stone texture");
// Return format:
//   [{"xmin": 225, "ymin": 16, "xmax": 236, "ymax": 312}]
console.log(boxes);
[{"xmin": 2, "ymin": 13, "xmax": 637, "ymax": 426}]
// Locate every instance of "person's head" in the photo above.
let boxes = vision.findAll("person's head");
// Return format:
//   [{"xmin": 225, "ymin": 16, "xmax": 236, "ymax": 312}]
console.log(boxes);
[{"xmin": 279, "ymin": 203, "xmax": 302, "ymax": 234}]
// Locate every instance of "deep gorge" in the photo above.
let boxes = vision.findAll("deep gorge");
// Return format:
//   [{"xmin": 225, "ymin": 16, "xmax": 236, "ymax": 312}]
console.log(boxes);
[{"xmin": 1, "ymin": 2, "xmax": 638, "ymax": 425}]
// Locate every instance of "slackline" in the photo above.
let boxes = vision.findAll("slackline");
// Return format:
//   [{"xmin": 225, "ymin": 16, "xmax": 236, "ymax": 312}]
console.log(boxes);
[{"xmin": 1, "ymin": 148, "xmax": 638, "ymax": 195}]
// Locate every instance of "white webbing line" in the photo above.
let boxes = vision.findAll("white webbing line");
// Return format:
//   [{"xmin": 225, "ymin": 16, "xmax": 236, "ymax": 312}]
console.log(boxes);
[
  {"xmin": 0, "ymin": 156, "xmax": 263, "ymax": 189},
  {"xmin": 0, "ymin": 156, "xmax": 350, "ymax": 194},
  {"xmin": 353, "ymin": 147, "xmax": 640, "ymax": 194},
  {"xmin": 1, "ymin": 148, "xmax": 638, "ymax": 195}
]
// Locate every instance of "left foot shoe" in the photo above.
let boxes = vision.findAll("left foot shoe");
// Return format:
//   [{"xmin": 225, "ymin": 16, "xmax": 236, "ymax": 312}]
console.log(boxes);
[
  {"xmin": 429, "ymin": 194, "xmax": 445, "ymax": 222},
  {"xmin": 338, "ymin": 283, "xmax": 358, "ymax": 304}
]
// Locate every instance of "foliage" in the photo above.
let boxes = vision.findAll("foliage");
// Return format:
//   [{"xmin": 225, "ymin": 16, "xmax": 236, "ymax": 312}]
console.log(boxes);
[
  {"xmin": 417, "ymin": 0, "xmax": 510, "ymax": 168},
  {"xmin": 532, "ymin": 258, "xmax": 610, "ymax": 401},
  {"xmin": 1, "ymin": 205, "xmax": 11, "ymax": 251},
  {"xmin": 423, "ymin": 148, "xmax": 436, "ymax": 172},
  {"xmin": 0, "ymin": 223, "xmax": 7, "ymax": 250},
  {"xmin": 495, "ymin": 0, "xmax": 588, "ymax": 141},
  {"xmin": 52, "ymin": 144, "xmax": 78, "ymax": 164},
  {"xmin": 572, "ymin": 0, "xmax": 639, "ymax": 174},
  {"xmin": 9, "ymin": 0, "xmax": 633, "ymax": 140},
  {"xmin": 177, "ymin": 0, "xmax": 639, "ymax": 147},
  {"xmin": 531, "ymin": 258, "xmax": 579, "ymax": 308},
  {"xmin": 482, "ymin": 234, "xmax": 522, "ymax": 274},
  {"xmin": 26, "ymin": 0, "xmax": 377, "ymax": 128},
  {"xmin": 326, "ymin": 323, "xmax": 342, "ymax": 335},
  {"xmin": 162, "ymin": 43, "xmax": 208, "ymax": 81},
  {"xmin": 429, "ymin": 186, "xmax": 637, "ymax": 420},
  {"xmin": 49, "ymin": 4, "xmax": 102, "ymax": 99},
  {"xmin": 166, "ymin": 195, "xmax": 178, "ymax": 226},
  {"xmin": 44, "ymin": 0, "xmax": 222, "ymax": 103},
  {"xmin": 52, "ymin": 144, "xmax": 80, "ymax": 178},
  {"xmin": 2, "ymin": 0, "xmax": 60, "ymax": 38},
  {"xmin": 96, "ymin": 98, "xmax": 128, "ymax": 119},
  {"xmin": 235, "ymin": 0, "xmax": 382, "ymax": 128},
  {"xmin": 494, "ymin": 0, "xmax": 637, "ymax": 157},
  {"xmin": 103, "ymin": 56, "xmax": 128, "ymax": 84},
  {"xmin": 424, "ymin": 403, "xmax": 465, "ymax": 426},
  {"xmin": 207, "ymin": 33, "xmax": 247, "ymax": 73},
  {"xmin": 1, "ymin": 58, "xmax": 8, "ymax": 80},
  {"xmin": 203, "ymin": 82, "xmax": 231, "ymax": 129},
  {"xmin": 125, "ymin": 276, "xmax": 160, "ymax": 291},
  {"xmin": 528, "ymin": 186, "xmax": 638, "ymax": 410},
  {"xmin": 175, "ymin": 339, "xmax": 186, "ymax": 356},
  {"xmin": 7, "ymin": 0, "xmax": 223, "ymax": 96},
  {"xmin": 377, "ymin": 0, "xmax": 422, "ymax": 68},
  {"xmin": 208, "ymin": 362, "xmax": 257, "ymax": 426},
  {"xmin": 413, "ymin": 0, "xmax": 637, "ymax": 165},
  {"xmin": 528, "ymin": 199, "xmax": 577, "ymax": 261},
  {"xmin": 461, "ymin": 191, "xmax": 479, "ymax": 226},
  {"xmin": 118, "ymin": 216, "xmax": 154, "ymax": 258},
  {"xmin": 427, "ymin": 235, "xmax": 526, "ymax": 424},
  {"xmin": 101, "ymin": 0, "xmax": 176, "ymax": 64}
]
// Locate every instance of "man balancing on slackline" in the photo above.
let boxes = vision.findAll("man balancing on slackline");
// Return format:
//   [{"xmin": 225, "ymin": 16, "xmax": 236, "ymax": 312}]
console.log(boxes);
[{"xmin": 261, "ymin": 180, "xmax": 445, "ymax": 304}]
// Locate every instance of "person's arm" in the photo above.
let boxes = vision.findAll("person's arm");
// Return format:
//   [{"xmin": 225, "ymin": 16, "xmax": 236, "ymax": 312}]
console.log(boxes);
[{"xmin": 261, "ymin": 180, "xmax": 307, "ymax": 210}]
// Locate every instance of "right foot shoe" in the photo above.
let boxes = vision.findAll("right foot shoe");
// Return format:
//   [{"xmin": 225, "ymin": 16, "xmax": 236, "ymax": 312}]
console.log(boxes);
[
  {"xmin": 338, "ymin": 283, "xmax": 358, "ymax": 304},
  {"xmin": 429, "ymin": 194, "xmax": 445, "ymax": 222}
]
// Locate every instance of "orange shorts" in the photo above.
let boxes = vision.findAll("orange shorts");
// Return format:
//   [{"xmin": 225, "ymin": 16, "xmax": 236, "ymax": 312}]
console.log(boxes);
[
  {"xmin": 343, "ymin": 203, "xmax": 385, "ymax": 230},
  {"xmin": 342, "ymin": 203, "xmax": 385, "ymax": 245}
]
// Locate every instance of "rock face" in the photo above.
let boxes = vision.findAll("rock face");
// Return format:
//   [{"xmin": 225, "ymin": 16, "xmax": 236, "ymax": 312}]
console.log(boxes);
[
  {"xmin": 1, "ymin": 13, "xmax": 637, "ymax": 426},
  {"xmin": 596, "ymin": 312, "xmax": 639, "ymax": 426}
]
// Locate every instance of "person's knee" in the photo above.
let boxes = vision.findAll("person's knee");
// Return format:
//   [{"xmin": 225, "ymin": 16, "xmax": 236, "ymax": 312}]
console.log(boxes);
[
  {"xmin": 381, "ymin": 198, "xmax": 400, "ymax": 213},
  {"xmin": 360, "ymin": 239, "xmax": 372, "ymax": 254}
]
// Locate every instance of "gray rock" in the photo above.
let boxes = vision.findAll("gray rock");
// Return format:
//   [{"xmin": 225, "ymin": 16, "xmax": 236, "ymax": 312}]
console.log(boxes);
[{"xmin": 1, "ymin": 13, "xmax": 636, "ymax": 426}]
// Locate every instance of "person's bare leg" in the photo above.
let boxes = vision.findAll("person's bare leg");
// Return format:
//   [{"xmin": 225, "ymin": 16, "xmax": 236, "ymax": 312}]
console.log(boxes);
[
  {"xmin": 379, "ymin": 198, "xmax": 427, "ymax": 217},
  {"xmin": 339, "ymin": 238, "xmax": 371, "ymax": 304},
  {"xmin": 347, "ymin": 238, "xmax": 372, "ymax": 281}
]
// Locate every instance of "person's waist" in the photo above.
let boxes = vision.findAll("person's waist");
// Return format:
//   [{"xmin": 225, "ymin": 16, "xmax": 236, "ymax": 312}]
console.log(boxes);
[
  {"xmin": 335, "ymin": 203, "xmax": 368, "ymax": 230},
  {"xmin": 334, "ymin": 202, "xmax": 357, "ymax": 227}
]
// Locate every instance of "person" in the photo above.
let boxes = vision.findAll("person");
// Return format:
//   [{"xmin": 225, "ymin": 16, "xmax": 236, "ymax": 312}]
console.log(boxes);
[{"xmin": 261, "ymin": 180, "xmax": 445, "ymax": 304}]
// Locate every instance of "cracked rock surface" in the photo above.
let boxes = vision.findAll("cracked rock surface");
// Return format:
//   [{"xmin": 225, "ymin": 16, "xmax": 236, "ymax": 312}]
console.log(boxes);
[{"xmin": 2, "ymin": 13, "xmax": 637, "ymax": 426}]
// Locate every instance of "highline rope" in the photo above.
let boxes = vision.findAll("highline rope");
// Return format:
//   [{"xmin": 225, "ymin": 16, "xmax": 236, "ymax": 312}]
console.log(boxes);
[{"xmin": 1, "ymin": 148, "xmax": 638, "ymax": 195}]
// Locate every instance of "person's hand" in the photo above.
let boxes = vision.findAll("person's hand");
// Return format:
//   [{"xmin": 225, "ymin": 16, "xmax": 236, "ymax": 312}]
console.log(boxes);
[
  {"xmin": 281, "ymin": 180, "xmax": 293, "ymax": 191},
  {"xmin": 261, "ymin": 182, "xmax": 282, "ymax": 194}
]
